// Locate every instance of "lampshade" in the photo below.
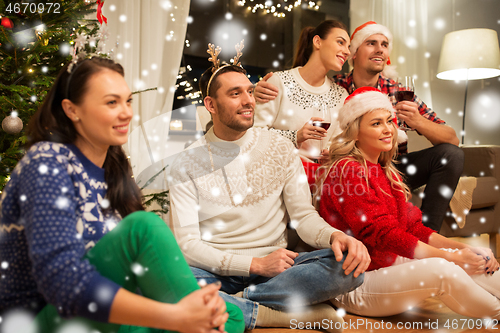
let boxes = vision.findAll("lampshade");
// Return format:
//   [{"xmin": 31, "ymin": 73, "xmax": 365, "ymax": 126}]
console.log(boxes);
[{"xmin": 437, "ymin": 28, "xmax": 500, "ymax": 80}]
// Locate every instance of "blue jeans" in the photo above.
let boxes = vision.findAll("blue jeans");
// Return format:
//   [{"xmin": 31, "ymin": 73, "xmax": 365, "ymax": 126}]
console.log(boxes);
[{"xmin": 191, "ymin": 249, "xmax": 364, "ymax": 330}]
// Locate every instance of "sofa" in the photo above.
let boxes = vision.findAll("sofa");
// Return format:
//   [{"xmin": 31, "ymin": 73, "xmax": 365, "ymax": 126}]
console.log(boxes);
[{"xmin": 411, "ymin": 145, "xmax": 500, "ymax": 256}]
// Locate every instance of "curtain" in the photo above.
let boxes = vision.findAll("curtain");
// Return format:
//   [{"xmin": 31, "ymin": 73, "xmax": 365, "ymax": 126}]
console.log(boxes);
[{"xmin": 101, "ymin": 0, "xmax": 190, "ymax": 176}]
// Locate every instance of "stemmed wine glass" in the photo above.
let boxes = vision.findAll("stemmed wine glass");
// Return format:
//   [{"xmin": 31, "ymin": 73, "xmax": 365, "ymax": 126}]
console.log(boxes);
[
  {"xmin": 396, "ymin": 76, "xmax": 415, "ymax": 131},
  {"xmin": 312, "ymin": 104, "xmax": 331, "ymax": 157}
]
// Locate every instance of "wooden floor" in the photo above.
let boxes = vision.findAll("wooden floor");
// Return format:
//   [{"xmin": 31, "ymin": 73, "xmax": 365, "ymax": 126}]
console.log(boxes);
[
  {"xmin": 249, "ymin": 297, "xmax": 496, "ymax": 332},
  {"xmin": 250, "ymin": 236, "xmax": 496, "ymax": 333}
]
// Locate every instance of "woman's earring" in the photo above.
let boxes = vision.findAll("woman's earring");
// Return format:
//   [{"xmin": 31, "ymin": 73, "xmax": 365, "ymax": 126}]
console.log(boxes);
[{"xmin": 74, "ymin": 117, "xmax": 79, "ymax": 121}]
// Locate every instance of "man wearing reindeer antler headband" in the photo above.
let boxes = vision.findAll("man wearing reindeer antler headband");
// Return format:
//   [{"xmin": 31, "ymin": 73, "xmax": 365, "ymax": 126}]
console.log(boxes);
[{"xmin": 167, "ymin": 41, "xmax": 370, "ymax": 332}]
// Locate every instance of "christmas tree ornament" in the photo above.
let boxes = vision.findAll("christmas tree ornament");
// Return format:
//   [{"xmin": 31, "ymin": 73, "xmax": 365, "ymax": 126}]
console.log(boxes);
[
  {"xmin": 96, "ymin": 0, "xmax": 108, "ymax": 25},
  {"xmin": 2, "ymin": 114, "xmax": 23, "ymax": 134},
  {"xmin": 35, "ymin": 25, "xmax": 49, "ymax": 46},
  {"xmin": 1, "ymin": 17, "xmax": 14, "ymax": 29},
  {"xmin": 36, "ymin": 32, "xmax": 49, "ymax": 46}
]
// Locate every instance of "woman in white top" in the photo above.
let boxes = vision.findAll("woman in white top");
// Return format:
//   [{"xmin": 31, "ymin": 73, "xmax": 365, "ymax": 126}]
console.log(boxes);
[{"xmin": 254, "ymin": 20, "xmax": 350, "ymax": 161}]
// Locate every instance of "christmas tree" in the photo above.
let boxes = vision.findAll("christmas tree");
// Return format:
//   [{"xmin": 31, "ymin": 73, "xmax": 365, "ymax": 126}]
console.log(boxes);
[{"xmin": 0, "ymin": 0, "xmax": 98, "ymax": 190}]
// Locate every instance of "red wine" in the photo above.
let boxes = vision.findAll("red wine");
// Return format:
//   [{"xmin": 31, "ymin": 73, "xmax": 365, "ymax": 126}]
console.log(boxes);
[
  {"xmin": 395, "ymin": 90, "xmax": 414, "ymax": 102},
  {"xmin": 312, "ymin": 121, "xmax": 331, "ymax": 130}
]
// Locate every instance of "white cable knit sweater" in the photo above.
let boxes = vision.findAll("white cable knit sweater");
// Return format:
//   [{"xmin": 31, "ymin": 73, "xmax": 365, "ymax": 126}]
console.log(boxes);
[{"xmin": 168, "ymin": 127, "xmax": 339, "ymax": 276}]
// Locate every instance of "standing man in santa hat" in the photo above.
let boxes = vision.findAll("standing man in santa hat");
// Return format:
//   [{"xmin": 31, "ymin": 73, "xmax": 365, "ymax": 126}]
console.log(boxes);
[{"xmin": 255, "ymin": 21, "xmax": 463, "ymax": 233}]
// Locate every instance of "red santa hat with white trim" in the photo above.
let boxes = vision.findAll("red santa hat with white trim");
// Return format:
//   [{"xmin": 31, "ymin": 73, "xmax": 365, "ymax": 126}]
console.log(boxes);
[
  {"xmin": 348, "ymin": 21, "xmax": 399, "ymax": 80},
  {"xmin": 338, "ymin": 87, "xmax": 408, "ymax": 144}
]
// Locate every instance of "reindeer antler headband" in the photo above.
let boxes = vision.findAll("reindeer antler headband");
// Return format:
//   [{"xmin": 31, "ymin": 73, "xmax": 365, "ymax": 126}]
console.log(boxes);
[{"xmin": 206, "ymin": 40, "xmax": 245, "ymax": 97}]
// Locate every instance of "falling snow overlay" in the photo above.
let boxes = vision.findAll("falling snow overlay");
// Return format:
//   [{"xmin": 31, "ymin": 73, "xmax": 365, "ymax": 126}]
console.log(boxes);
[
  {"xmin": 254, "ymin": 68, "xmax": 348, "ymax": 160},
  {"xmin": 0, "ymin": 142, "xmax": 121, "ymax": 321},
  {"xmin": 333, "ymin": 72, "xmax": 446, "ymax": 155},
  {"xmin": 318, "ymin": 159, "xmax": 435, "ymax": 271},
  {"xmin": 168, "ymin": 127, "xmax": 339, "ymax": 276}
]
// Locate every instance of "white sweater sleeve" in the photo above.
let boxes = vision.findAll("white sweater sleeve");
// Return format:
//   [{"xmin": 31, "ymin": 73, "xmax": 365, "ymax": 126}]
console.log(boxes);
[
  {"xmin": 282, "ymin": 149, "xmax": 341, "ymax": 248},
  {"xmin": 169, "ymin": 177, "xmax": 254, "ymax": 277},
  {"xmin": 254, "ymin": 74, "xmax": 299, "ymax": 147},
  {"xmin": 254, "ymin": 73, "xmax": 285, "ymax": 128}
]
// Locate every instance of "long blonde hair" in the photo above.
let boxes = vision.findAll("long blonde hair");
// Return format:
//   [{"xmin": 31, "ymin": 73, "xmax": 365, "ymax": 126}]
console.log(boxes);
[{"xmin": 313, "ymin": 111, "xmax": 410, "ymax": 208}]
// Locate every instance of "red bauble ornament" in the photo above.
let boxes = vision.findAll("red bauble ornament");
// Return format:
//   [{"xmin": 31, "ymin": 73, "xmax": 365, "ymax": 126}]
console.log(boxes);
[{"xmin": 1, "ymin": 17, "xmax": 14, "ymax": 29}]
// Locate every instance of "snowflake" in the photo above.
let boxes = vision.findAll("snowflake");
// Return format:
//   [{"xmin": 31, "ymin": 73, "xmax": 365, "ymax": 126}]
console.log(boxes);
[
  {"xmin": 38, "ymin": 164, "xmax": 48, "ymax": 174},
  {"xmin": 131, "ymin": 263, "xmax": 145, "ymax": 276},
  {"xmin": 55, "ymin": 197, "xmax": 70, "ymax": 209},
  {"xmin": 202, "ymin": 231, "xmax": 213, "ymax": 241},
  {"xmin": 406, "ymin": 164, "xmax": 417, "ymax": 175},
  {"xmin": 438, "ymin": 185, "xmax": 453, "ymax": 199},
  {"xmin": 73, "ymin": 32, "xmax": 87, "ymax": 50},
  {"xmin": 233, "ymin": 194, "xmax": 243, "ymax": 204},
  {"xmin": 211, "ymin": 187, "xmax": 221, "ymax": 197},
  {"xmin": 100, "ymin": 199, "xmax": 110, "ymax": 209},
  {"xmin": 1, "ymin": 309, "xmax": 36, "ymax": 333},
  {"xmin": 88, "ymin": 302, "xmax": 98, "ymax": 313},
  {"xmin": 336, "ymin": 308, "xmax": 346, "ymax": 317},
  {"xmin": 19, "ymin": 195, "xmax": 26, "ymax": 202},
  {"xmin": 1, "ymin": 261, "xmax": 8, "ymax": 269}
]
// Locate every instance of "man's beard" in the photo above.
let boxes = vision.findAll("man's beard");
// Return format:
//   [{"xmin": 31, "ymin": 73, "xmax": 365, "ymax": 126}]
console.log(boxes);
[
  {"xmin": 216, "ymin": 101, "xmax": 254, "ymax": 132},
  {"xmin": 367, "ymin": 64, "xmax": 384, "ymax": 76}
]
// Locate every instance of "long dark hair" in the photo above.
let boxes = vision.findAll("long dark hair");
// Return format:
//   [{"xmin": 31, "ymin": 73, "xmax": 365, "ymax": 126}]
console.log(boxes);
[
  {"xmin": 293, "ymin": 20, "xmax": 348, "ymax": 68},
  {"xmin": 27, "ymin": 57, "xmax": 144, "ymax": 217}
]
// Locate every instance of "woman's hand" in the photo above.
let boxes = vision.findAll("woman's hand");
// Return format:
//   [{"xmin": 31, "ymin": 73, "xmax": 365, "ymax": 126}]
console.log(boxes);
[
  {"xmin": 469, "ymin": 247, "xmax": 499, "ymax": 275},
  {"xmin": 255, "ymin": 72, "xmax": 279, "ymax": 103},
  {"xmin": 175, "ymin": 283, "xmax": 228, "ymax": 333},
  {"xmin": 449, "ymin": 248, "xmax": 486, "ymax": 275},
  {"xmin": 297, "ymin": 117, "xmax": 327, "ymax": 145}
]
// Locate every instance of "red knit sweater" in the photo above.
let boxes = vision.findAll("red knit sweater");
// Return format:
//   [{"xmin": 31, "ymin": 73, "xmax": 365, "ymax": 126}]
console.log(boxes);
[{"xmin": 304, "ymin": 159, "xmax": 435, "ymax": 271}]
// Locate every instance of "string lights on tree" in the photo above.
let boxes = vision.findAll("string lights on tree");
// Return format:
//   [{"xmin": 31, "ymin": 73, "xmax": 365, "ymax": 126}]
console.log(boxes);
[{"xmin": 236, "ymin": 0, "xmax": 321, "ymax": 18}]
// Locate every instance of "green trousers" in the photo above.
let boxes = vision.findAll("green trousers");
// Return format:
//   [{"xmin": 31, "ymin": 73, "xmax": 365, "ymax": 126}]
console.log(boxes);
[{"xmin": 36, "ymin": 211, "xmax": 244, "ymax": 333}]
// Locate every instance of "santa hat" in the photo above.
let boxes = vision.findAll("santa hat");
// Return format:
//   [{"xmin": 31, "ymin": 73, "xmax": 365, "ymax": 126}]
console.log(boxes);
[
  {"xmin": 348, "ymin": 21, "xmax": 398, "ymax": 80},
  {"xmin": 339, "ymin": 87, "xmax": 408, "ymax": 143}
]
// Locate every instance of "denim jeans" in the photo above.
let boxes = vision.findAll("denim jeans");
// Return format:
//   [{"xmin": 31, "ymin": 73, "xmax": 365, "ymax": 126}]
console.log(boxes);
[{"xmin": 191, "ymin": 249, "xmax": 364, "ymax": 330}]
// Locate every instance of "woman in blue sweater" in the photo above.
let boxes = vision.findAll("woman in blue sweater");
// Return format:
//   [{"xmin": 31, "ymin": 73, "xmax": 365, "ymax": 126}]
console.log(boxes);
[{"xmin": 0, "ymin": 57, "xmax": 243, "ymax": 333}]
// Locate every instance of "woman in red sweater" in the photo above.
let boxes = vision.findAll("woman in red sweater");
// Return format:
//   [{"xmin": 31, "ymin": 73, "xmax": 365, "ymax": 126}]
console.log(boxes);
[{"xmin": 313, "ymin": 87, "xmax": 500, "ymax": 318}]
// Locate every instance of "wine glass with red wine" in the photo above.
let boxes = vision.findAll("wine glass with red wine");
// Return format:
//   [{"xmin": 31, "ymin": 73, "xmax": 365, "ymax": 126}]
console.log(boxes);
[
  {"xmin": 312, "ymin": 104, "xmax": 331, "ymax": 156},
  {"xmin": 396, "ymin": 76, "xmax": 415, "ymax": 130}
]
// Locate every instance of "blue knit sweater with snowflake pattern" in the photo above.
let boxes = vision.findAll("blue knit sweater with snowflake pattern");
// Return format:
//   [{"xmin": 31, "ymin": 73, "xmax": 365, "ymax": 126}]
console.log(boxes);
[{"xmin": 0, "ymin": 142, "xmax": 121, "ymax": 322}]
